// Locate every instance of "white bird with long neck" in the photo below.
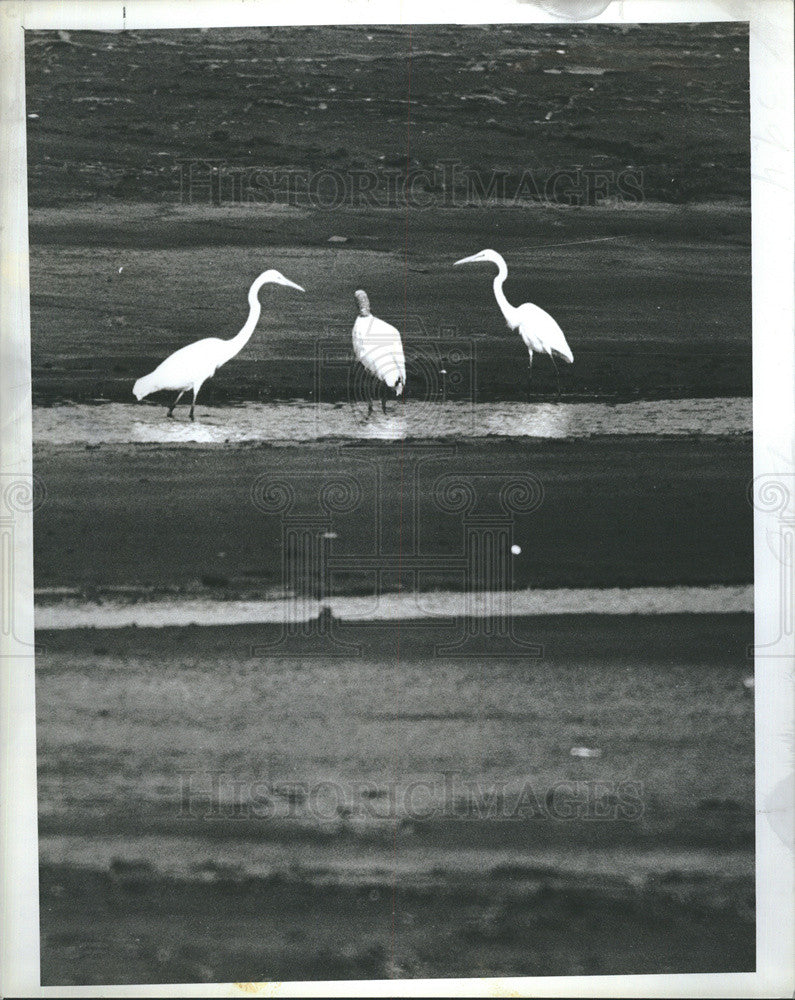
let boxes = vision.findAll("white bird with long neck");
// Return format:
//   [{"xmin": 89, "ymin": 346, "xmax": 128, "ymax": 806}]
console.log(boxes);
[
  {"xmin": 351, "ymin": 289, "xmax": 406, "ymax": 415},
  {"xmin": 133, "ymin": 269, "xmax": 305, "ymax": 420},
  {"xmin": 454, "ymin": 249, "xmax": 573, "ymax": 386}
]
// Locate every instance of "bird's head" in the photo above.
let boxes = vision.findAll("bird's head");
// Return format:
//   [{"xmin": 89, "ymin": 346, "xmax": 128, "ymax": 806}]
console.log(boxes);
[
  {"xmin": 257, "ymin": 269, "xmax": 305, "ymax": 292},
  {"xmin": 454, "ymin": 249, "xmax": 502, "ymax": 268},
  {"xmin": 354, "ymin": 289, "xmax": 371, "ymax": 317}
]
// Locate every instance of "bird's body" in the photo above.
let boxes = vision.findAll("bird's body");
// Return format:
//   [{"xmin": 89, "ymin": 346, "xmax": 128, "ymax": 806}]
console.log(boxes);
[
  {"xmin": 133, "ymin": 269, "xmax": 304, "ymax": 419},
  {"xmin": 454, "ymin": 249, "xmax": 573, "ymax": 377},
  {"xmin": 133, "ymin": 338, "xmax": 229, "ymax": 398},
  {"xmin": 512, "ymin": 302, "xmax": 573, "ymax": 365},
  {"xmin": 351, "ymin": 290, "xmax": 406, "ymax": 414}
]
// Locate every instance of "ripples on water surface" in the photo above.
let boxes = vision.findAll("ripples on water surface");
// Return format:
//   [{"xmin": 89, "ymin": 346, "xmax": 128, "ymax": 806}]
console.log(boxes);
[{"xmin": 34, "ymin": 397, "xmax": 751, "ymax": 445}]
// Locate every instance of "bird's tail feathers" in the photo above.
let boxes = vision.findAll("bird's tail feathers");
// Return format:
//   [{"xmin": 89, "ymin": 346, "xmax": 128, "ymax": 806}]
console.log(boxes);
[{"xmin": 552, "ymin": 346, "xmax": 574, "ymax": 364}]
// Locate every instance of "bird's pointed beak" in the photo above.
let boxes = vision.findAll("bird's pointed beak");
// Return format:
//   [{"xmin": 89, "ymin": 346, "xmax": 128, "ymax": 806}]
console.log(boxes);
[
  {"xmin": 454, "ymin": 253, "xmax": 481, "ymax": 266},
  {"xmin": 282, "ymin": 278, "xmax": 305, "ymax": 292}
]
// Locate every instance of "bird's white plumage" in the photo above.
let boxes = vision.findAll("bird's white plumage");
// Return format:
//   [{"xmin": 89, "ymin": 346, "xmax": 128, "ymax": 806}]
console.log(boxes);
[
  {"xmin": 133, "ymin": 338, "xmax": 225, "ymax": 397},
  {"xmin": 515, "ymin": 303, "xmax": 574, "ymax": 363},
  {"xmin": 352, "ymin": 291, "xmax": 406, "ymax": 395},
  {"xmin": 133, "ymin": 268, "xmax": 304, "ymax": 418},
  {"xmin": 454, "ymin": 249, "xmax": 573, "ymax": 367},
  {"xmin": 352, "ymin": 314, "xmax": 406, "ymax": 392}
]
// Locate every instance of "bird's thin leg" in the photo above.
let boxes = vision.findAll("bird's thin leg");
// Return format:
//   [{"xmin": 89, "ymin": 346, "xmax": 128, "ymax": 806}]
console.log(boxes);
[
  {"xmin": 527, "ymin": 351, "xmax": 533, "ymax": 393},
  {"xmin": 189, "ymin": 389, "xmax": 197, "ymax": 422},
  {"xmin": 167, "ymin": 390, "xmax": 186, "ymax": 418},
  {"xmin": 381, "ymin": 381, "xmax": 387, "ymax": 415},
  {"xmin": 550, "ymin": 355, "xmax": 561, "ymax": 399},
  {"xmin": 362, "ymin": 369, "xmax": 374, "ymax": 418}
]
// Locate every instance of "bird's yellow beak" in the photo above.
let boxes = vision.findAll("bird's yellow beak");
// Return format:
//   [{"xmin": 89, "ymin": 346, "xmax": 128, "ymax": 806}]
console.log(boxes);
[{"xmin": 454, "ymin": 254, "xmax": 481, "ymax": 266}]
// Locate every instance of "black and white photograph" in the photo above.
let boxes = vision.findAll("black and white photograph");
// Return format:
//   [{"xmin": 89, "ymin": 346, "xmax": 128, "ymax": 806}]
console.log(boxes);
[{"xmin": 1, "ymin": 0, "xmax": 794, "ymax": 994}]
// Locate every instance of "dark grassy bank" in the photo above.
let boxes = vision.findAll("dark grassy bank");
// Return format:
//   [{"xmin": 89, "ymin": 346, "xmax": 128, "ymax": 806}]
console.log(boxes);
[
  {"xmin": 37, "ymin": 615, "xmax": 754, "ymax": 850},
  {"xmin": 39, "ymin": 862, "xmax": 754, "ymax": 984},
  {"xmin": 37, "ymin": 613, "xmax": 754, "ymax": 983}
]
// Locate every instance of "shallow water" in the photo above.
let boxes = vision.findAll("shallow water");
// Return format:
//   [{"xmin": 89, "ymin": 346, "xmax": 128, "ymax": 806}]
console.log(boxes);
[
  {"xmin": 34, "ymin": 397, "xmax": 751, "ymax": 445},
  {"xmin": 35, "ymin": 584, "xmax": 752, "ymax": 629}
]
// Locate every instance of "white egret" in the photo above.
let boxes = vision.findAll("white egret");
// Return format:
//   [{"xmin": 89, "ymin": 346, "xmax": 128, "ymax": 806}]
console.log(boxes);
[
  {"xmin": 133, "ymin": 269, "xmax": 305, "ymax": 420},
  {"xmin": 454, "ymin": 249, "xmax": 573, "ymax": 388},
  {"xmin": 351, "ymin": 289, "xmax": 406, "ymax": 414}
]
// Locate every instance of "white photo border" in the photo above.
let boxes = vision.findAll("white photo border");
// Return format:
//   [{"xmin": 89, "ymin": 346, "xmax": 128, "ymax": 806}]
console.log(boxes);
[{"xmin": 1, "ymin": 1, "xmax": 792, "ymax": 996}]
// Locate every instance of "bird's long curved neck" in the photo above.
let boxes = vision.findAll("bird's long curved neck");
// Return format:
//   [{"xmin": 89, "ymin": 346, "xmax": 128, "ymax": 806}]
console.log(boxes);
[
  {"xmin": 219, "ymin": 278, "xmax": 266, "ymax": 365},
  {"xmin": 492, "ymin": 257, "xmax": 516, "ymax": 327}
]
